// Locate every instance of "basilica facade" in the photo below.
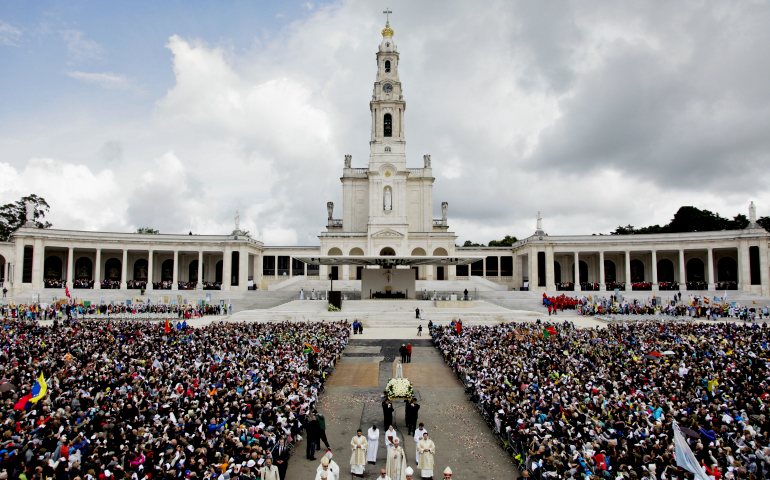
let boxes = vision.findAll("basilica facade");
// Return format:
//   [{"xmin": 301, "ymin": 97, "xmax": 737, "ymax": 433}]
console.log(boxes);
[{"xmin": 1, "ymin": 22, "xmax": 769, "ymax": 298}]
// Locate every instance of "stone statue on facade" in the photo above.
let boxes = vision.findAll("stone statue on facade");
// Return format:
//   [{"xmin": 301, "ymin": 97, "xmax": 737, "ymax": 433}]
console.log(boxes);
[
  {"xmin": 441, "ymin": 201, "xmax": 448, "ymax": 221},
  {"xmin": 384, "ymin": 188, "xmax": 392, "ymax": 211},
  {"xmin": 25, "ymin": 200, "xmax": 35, "ymax": 226},
  {"xmin": 344, "ymin": 154, "xmax": 352, "ymax": 168},
  {"xmin": 327, "ymin": 201, "xmax": 334, "ymax": 220},
  {"xmin": 750, "ymin": 201, "xmax": 757, "ymax": 225},
  {"xmin": 535, "ymin": 211, "xmax": 545, "ymax": 236},
  {"xmin": 234, "ymin": 210, "xmax": 240, "ymax": 231},
  {"xmin": 423, "ymin": 154, "xmax": 431, "ymax": 168}
]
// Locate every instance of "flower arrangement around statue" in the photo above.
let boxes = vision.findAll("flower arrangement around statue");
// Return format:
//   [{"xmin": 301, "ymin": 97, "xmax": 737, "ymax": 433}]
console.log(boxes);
[
  {"xmin": 328, "ymin": 304, "xmax": 341, "ymax": 312},
  {"xmin": 386, "ymin": 361, "xmax": 415, "ymax": 399}
]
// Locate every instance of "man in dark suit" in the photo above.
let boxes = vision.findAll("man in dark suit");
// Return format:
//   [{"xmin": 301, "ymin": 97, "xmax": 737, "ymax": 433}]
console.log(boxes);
[
  {"xmin": 405, "ymin": 398, "xmax": 420, "ymax": 435},
  {"xmin": 382, "ymin": 397, "xmax": 394, "ymax": 428},
  {"xmin": 305, "ymin": 413, "xmax": 320, "ymax": 460},
  {"xmin": 274, "ymin": 438, "xmax": 290, "ymax": 480}
]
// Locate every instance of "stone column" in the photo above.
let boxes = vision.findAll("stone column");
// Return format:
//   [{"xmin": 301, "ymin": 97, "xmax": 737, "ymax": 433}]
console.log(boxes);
[
  {"xmin": 256, "ymin": 254, "xmax": 263, "ymax": 289},
  {"xmin": 171, "ymin": 250, "xmax": 179, "ymax": 290},
  {"xmin": 545, "ymin": 246, "xmax": 555, "ymax": 291},
  {"xmin": 528, "ymin": 248, "xmax": 536, "ymax": 290},
  {"xmin": 239, "ymin": 247, "xmax": 248, "ymax": 290},
  {"xmin": 94, "ymin": 249, "xmax": 101, "ymax": 289},
  {"xmin": 197, "ymin": 251, "xmax": 204, "ymax": 289},
  {"xmin": 707, "ymin": 247, "xmax": 715, "ymax": 291},
  {"xmin": 13, "ymin": 240, "xmax": 23, "ymax": 290},
  {"xmin": 739, "ymin": 241, "xmax": 750, "ymax": 290},
  {"xmin": 32, "ymin": 239, "xmax": 44, "ymax": 290},
  {"xmin": 252, "ymin": 254, "xmax": 260, "ymax": 289},
  {"xmin": 679, "ymin": 249, "xmax": 686, "ymax": 288},
  {"xmin": 3, "ymin": 263, "xmax": 8, "ymax": 286},
  {"xmin": 574, "ymin": 251, "xmax": 579, "ymax": 287},
  {"xmin": 121, "ymin": 249, "xmax": 128, "ymax": 289},
  {"xmin": 651, "ymin": 250, "xmax": 658, "ymax": 291},
  {"xmin": 482, "ymin": 257, "xmax": 487, "ymax": 278},
  {"xmin": 223, "ymin": 247, "xmax": 232, "ymax": 290},
  {"xmin": 760, "ymin": 241, "xmax": 769, "ymax": 297},
  {"xmin": 66, "ymin": 246, "xmax": 74, "ymax": 290},
  {"xmin": 147, "ymin": 249, "xmax": 154, "ymax": 291},
  {"xmin": 599, "ymin": 251, "xmax": 605, "ymax": 291},
  {"xmin": 625, "ymin": 251, "xmax": 632, "ymax": 287}
]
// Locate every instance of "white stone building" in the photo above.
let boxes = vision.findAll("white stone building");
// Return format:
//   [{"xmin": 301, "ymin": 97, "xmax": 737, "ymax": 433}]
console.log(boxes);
[{"xmin": 0, "ymin": 21, "xmax": 769, "ymax": 299}]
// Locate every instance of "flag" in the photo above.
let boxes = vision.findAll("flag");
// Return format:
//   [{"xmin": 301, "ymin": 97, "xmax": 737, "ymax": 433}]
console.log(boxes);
[
  {"xmin": 152, "ymin": 359, "xmax": 163, "ymax": 370},
  {"xmin": 14, "ymin": 393, "xmax": 32, "ymax": 410},
  {"xmin": 672, "ymin": 421, "xmax": 710, "ymax": 480},
  {"xmin": 303, "ymin": 342, "xmax": 318, "ymax": 353},
  {"xmin": 455, "ymin": 322, "xmax": 462, "ymax": 334},
  {"xmin": 30, "ymin": 372, "xmax": 47, "ymax": 404},
  {"xmin": 65, "ymin": 286, "xmax": 71, "ymax": 299},
  {"xmin": 165, "ymin": 318, "xmax": 171, "ymax": 334},
  {"xmin": 544, "ymin": 326, "xmax": 556, "ymax": 338}
]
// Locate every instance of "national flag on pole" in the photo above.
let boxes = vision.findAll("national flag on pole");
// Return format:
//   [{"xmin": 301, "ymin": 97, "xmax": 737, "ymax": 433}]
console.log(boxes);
[
  {"xmin": 15, "ymin": 373, "xmax": 47, "ymax": 410},
  {"xmin": 672, "ymin": 420, "xmax": 710, "ymax": 480},
  {"xmin": 165, "ymin": 318, "xmax": 171, "ymax": 334},
  {"xmin": 303, "ymin": 342, "xmax": 318, "ymax": 353}
]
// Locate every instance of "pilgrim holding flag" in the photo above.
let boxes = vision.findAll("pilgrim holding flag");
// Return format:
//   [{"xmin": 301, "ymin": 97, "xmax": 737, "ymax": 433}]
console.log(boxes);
[
  {"xmin": 14, "ymin": 372, "xmax": 47, "ymax": 410},
  {"xmin": 350, "ymin": 429, "xmax": 368, "ymax": 477}
]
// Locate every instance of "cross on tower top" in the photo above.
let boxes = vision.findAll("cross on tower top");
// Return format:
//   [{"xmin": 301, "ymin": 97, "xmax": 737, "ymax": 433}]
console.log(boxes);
[{"xmin": 383, "ymin": 8, "xmax": 392, "ymax": 24}]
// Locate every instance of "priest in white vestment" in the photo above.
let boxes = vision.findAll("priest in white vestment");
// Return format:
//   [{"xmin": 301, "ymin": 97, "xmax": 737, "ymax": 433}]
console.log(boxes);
[
  {"xmin": 315, "ymin": 455, "xmax": 339, "ymax": 480},
  {"xmin": 367, "ymin": 424, "xmax": 380, "ymax": 464},
  {"xmin": 417, "ymin": 433, "xmax": 436, "ymax": 479},
  {"xmin": 350, "ymin": 429, "xmax": 368, "ymax": 476},
  {"xmin": 413, "ymin": 424, "xmax": 428, "ymax": 466},
  {"xmin": 386, "ymin": 438, "xmax": 408, "ymax": 480},
  {"xmin": 385, "ymin": 424, "xmax": 399, "ymax": 456}
]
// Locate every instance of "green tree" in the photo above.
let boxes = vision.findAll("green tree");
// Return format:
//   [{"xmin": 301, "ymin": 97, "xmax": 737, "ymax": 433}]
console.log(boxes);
[
  {"xmin": 0, "ymin": 194, "xmax": 52, "ymax": 241},
  {"xmin": 488, "ymin": 235, "xmax": 518, "ymax": 246},
  {"xmin": 463, "ymin": 240, "xmax": 484, "ymax": 247},
  {"xmin": 611, "ymin": 206, "xmax": 753, "ymax": 235},
  {"xmin": 136, "ymin": 227, "xmax": 160, "ymax": 234}
]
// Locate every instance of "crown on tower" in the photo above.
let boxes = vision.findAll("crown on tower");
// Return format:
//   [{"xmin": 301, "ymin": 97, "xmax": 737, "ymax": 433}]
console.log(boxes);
[{"xmin": 382, "ymin": 21, "xmax": 394, "ymax": 37}]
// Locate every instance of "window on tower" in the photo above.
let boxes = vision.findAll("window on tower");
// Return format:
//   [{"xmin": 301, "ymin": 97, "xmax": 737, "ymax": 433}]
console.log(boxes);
[
  {"xmin": 384, "ymin": 114, "xmax": 392, "ymax": 137},
  {"xmin": 385, "ymin": 60, "xmax": 391, "ymax": 72}
]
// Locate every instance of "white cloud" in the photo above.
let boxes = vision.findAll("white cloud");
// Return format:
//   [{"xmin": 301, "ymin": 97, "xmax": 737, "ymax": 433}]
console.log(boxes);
[
  {"xmin": 66, "ymin": 71, "xmax": 133, "ymax": 89},
  {"xmin": 0, "ymin": 20, "xmax": 22, "ymax": 46},
  {"xmin": 60, "ymin": 29, "xmax": 104, "ymax": 62}
]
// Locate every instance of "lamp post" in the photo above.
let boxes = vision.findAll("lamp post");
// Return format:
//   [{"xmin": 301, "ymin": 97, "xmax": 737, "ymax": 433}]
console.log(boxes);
[{"xmin": 328, "ymin": 272, "xmax": 333, "ymax": 292}]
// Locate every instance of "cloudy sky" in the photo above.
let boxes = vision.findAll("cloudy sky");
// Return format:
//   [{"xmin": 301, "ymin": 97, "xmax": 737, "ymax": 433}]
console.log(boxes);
[{"xmin": 1, "ymin": 1, "xmax": 769, "ymax": 245}]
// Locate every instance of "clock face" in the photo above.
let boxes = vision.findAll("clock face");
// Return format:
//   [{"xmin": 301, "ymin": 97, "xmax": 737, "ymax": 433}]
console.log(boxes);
[{"xmin": 383, "ymin": 83, "xmax": 393, "ymax": 93}]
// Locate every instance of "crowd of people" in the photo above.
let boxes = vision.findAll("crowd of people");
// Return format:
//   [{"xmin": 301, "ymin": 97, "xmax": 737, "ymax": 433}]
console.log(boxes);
[
  {"xmin": 44, "ymin": 280, "xmax": 226, "ymax": 291},
  {"xmin": 0, "ymin": 316, "xmax": 350, "ymax": 480},
  {"xmin": 433, "ymin": 319, "xmax": 770, "ymax": 479},
  {"xmin": 1, "ymin": 302, "xmax": 231, "ymax": 321}
]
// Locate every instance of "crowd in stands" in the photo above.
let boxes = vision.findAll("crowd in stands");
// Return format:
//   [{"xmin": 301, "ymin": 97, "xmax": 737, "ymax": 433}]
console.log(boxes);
[
  {"xmin": 44, "ymin": 280, "xmax": 225, "ymax": 290},
  {"xmin": 0, "ymin": 316, "xmax": 350, "ymax": 480},
  {"xmin": 2, "ymin": 302, "xmax": 231, "ymax": 321},
  {"xmin": 433, "ymin": 319, "xmax": 770, "ymax": 479},
  {"xmin": 658, "ymin": 281, "xmax": 680, "ymax": 291},
  {"xmin": 686, "ymin": 281, "xmax": 709, "ymax": 291}
]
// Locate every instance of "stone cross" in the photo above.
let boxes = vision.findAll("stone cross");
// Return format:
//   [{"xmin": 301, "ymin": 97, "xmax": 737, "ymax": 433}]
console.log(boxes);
[{"xmin": 383, "ymin": 8, "xmax": 392, "ymax": 22}]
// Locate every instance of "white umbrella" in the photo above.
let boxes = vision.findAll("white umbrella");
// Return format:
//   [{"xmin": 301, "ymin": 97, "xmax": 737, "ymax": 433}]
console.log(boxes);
[{"xmin": 662, "ymin": 350, "xmax": 676, "ymax": 355}]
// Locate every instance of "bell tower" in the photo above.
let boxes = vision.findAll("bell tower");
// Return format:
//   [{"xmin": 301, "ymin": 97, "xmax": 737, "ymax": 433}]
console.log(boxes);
[{"xmin": 369, "ymin": 19, "xmax": 406, "ymax": 171}]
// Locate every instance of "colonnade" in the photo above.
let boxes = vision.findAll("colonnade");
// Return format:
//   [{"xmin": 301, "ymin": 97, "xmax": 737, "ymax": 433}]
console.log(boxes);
[{"xmin": 521, "ymin": 242, "xmax": 769, "ymax": 294}]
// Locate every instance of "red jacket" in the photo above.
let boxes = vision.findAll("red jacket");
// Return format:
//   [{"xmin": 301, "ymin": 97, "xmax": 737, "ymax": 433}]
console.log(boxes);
[{"xmin": 406, "ymin": 345, "xmax": 412, "ymax": 354}]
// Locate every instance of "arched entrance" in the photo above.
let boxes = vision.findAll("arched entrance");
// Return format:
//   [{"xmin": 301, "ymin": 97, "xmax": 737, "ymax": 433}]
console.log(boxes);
[
  {"xmin": 350, "ymin": 248, "xmax": 364, "ymax": 280},
  {"xmin": 215, "ymin": 260, "xmax": 223, "ymax": 283},
  {"xmin": 604, "ymin": 260, "xmax": 616, "ymax": 283},
  {"xmin": 133, "ymin": 259, "xmax": 148, "ymax": 282},
  {"xmin": 572, "ymin": 261, "xmax": 589, "ymax": 283},
  {"xmin": 686, "ymin": 258, "xmax": 705, "ymax": 282},
  {"xmin": 379, "ymin": 247, "xmax": 396, "ymax": 256},
  {"xmin": 327, "ymin": 248, "xmax": 343, "ymax": 280},
  {"xmin": 189, "ymin": 260, "xmax": 203, "ymax": 283},
  {"xmin": 657, "ymin": 259, "xmax": 674, "ymax": 283},
  {"xmin": 718, "ymin": 257, "xmax": 737, "ymax": 282},
  {"xmin": 161, "ymin": 259, "xmax": 174, "ymax": 282},
  {"xmin": 433, "ymin": 248, "xmax": 448, "ymax": 280},
  {"xmin": 75, "ymin": 257, "xmax": 93, "ymax": 280},
  {"xmin": 0, "ymin": 254, "xmax": 5, "ymax": 282},
  {"xmin": 554, "ymin": 261, "xmax": 562, "ymax": 284},
  {"xmin": 630, "ymin": 259, "xmax": 644, "ymax": 283},
  {"xmin": 44, "ymin": 256, "xmax": 63, "ymax": 279},
  {"xmin": 104, "ymin": 258, "xmax": 122, "ymax": 281}
]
